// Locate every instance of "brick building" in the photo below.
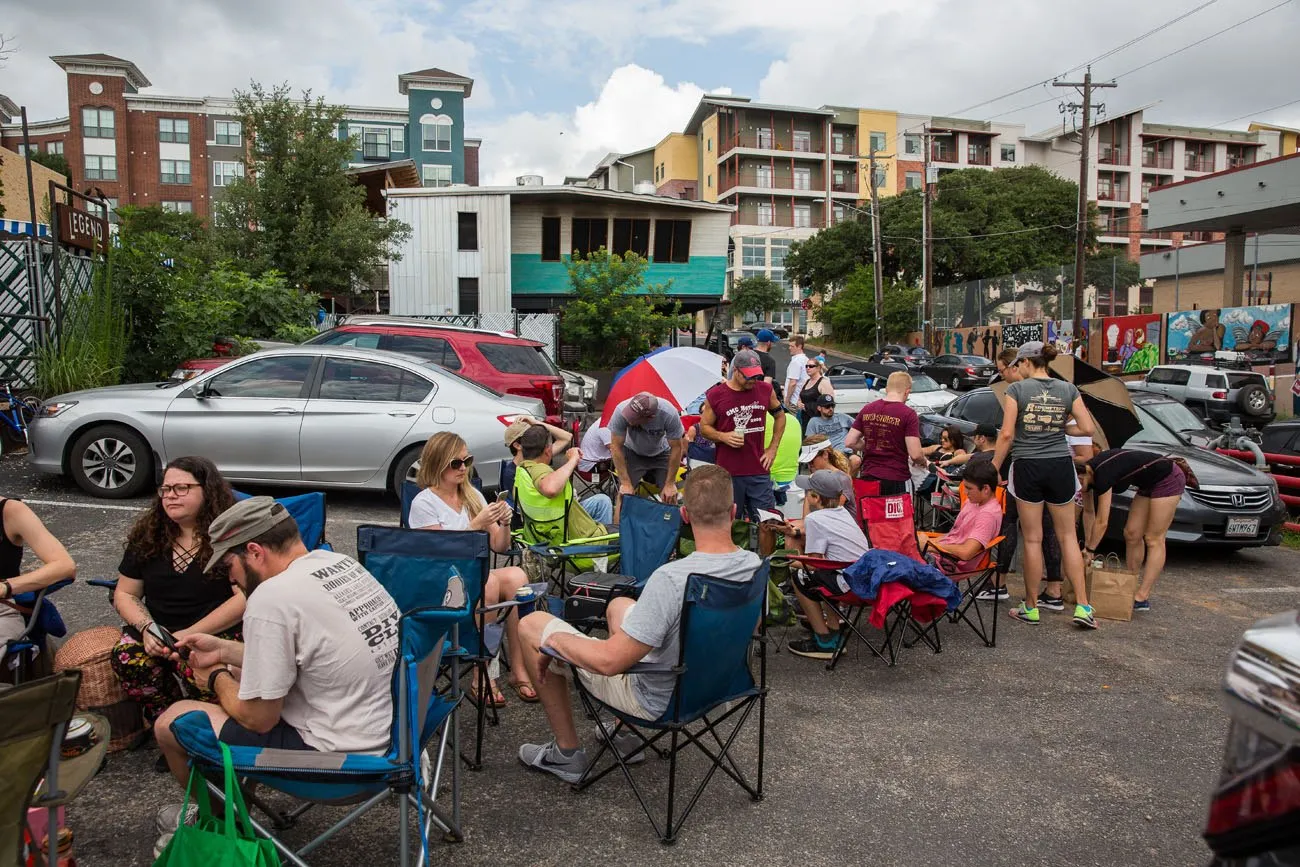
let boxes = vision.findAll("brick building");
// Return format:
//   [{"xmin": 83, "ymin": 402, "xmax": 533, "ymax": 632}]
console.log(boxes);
[{"xmin": 0, "ymin": 54, "xmax": 482, "ymax": 223}]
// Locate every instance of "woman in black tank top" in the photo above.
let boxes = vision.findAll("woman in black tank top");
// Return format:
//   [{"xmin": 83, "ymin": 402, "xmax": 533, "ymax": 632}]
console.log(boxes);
[
  {"xmin": 798, "ymin": 359, "xmax": 834, "ymax": 427},
  {"xmin": 0, "ymin": 497, "xmax": 77, "ymax": 646}
]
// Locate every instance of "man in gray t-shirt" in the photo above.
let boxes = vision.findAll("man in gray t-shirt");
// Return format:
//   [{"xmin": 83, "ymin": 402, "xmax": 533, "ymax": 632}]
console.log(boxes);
[
  {"xmin": 608, "ymin": 391, "xmax": 686, "ymax": 504},
  {"xmin": 515, "ymin": 465, "xmax": 760, "ymax": 784}
]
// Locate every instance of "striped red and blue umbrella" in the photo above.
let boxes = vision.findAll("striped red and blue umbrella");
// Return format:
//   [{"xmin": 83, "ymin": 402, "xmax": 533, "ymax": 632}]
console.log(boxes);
[{"xmin": 599, "ymin": 347, "xmax": 726, "ymax": 426}]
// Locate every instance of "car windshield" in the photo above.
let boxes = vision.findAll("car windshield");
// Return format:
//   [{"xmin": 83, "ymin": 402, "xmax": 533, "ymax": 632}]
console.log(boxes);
[
  {"xmin": 1138, "ymin": 398, "xmax": 1212, "ymax": 437},
  {"xmin": 477, "ymin": 342, "xmax": 558, "ymax": 376},
  {"xmin": 910, "ymin": 375, "xmax": 941, "ymax": 393}
]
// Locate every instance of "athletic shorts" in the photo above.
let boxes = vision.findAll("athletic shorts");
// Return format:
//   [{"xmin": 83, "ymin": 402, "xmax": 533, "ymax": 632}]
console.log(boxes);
[
  {"xmin": 540, "ymin": 617, "xmax": 652, "ymax": 719},
  {"xmin": 1008, "ymin": 456, "xmax": 1079, "ymax": 506},
  {"xmin": 731, "ymin": 474, "xmax": 777, "ymax": 521},
  {"xmin": 220, "ymin": 718, "xmax": 317, "ymax": 751},
  {"xmin": 624, "ymin": 450, "xmax": 669, "ymax": 488},
  {"xmin": 1138, "ymin": 464, "xmax": 1186, "ymax": 499},
  {"xmin": 793, "ymin": 567, "xmax": 851, "ymax": 598}
]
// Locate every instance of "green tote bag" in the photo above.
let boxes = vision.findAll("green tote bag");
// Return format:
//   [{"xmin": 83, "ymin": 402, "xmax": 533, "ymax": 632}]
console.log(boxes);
[{"xmin": 154, "ymin": 742, "xmax": 282, "ymax": 867}]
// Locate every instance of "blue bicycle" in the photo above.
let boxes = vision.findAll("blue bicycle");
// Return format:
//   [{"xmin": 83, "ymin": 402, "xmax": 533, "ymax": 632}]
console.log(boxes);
[{"xmin": 0, "ymin": 380, "xmax": 41, "ymax": 456}]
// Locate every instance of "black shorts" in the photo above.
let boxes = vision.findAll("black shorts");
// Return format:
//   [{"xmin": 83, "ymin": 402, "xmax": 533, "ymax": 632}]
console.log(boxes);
[
  {"xmin": 1008, "ymin": 456, "xmax": 1078, "ymax": 506},
  {"xmin": 793, "ymin": 567, "xmax": 850, "ymax": 598},
  {"xmin": 220, "ymin": 718, "xmax": 317, "ymax": 751}
]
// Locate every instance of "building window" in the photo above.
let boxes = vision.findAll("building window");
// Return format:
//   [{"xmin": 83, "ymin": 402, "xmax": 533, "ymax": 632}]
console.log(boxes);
[
  {"xmin": 792, "ymin": 166, "xmax": 811, "ymax": 190},
  {"xmin": 458, "ymin": 278, "xmax": 479, "ymax": 315},
  {"xmin": 652, "ymin": 220, "xmax": 692, "ymax": 263},
  {"xmin": 612, "ymin": 218, "xmax": 651, "ymax": 258},
  {"xmin": 81, "ymin": 107, "xmax": 114, "ymax": 139},
  {"xmin": 707, "ymin": 173, "xmax": 712, "ymax": 187},
  {"xmin": 904, "ymin": 134, "xmax": 922, "ymax": 156},
  {"xmin": 793, "ymin": 204, "xmax": 812, "ymax": 228},
  {"xmin": 159, "ymin": 118, "xmax": 190, "ymax": 143},
  {"xmin": 391, "ymin": 126, "xmax": 404, "ymax": 153},
  {"xmin": 707, "ymin": 137, "xmax": 712, "ymax": 152},
  {"xmin": 792, "ymin": 129, "xmax": 812, "ymax": 152},
  {"xmin": 49, "ymin": 141, "xmax": 64, "ymax": 155},
  {"xmin": 756, "ymin": 127, "xmax": 773, "ymax": 149},
  {"xmin": 833, "ymin": 204, "xmax": 847, "ymax": 223},
  {"xmin": 104, "ymin": 197, "xmax": 119, "ymax": 224},
  {"xmin": 770, "ymin": 238, "xmax": 791, "ymax": 268},
  {"xmin": 15, "ymin": 143, "xmax": 34, "ymax": 155},
  {"xmin": 214, "ymin": 120, "xmax": 242, "ymax": 146},
  {"xmin": 160, "ymin": 160, "xmax": 191, "ymax": 185},
  {"xmin": 421, "ymin": 164, "xmax": 452, "ymax": 187},
  {"xmin": 161, "ymin": 200, "xmax": 193, "ymax": 214},
  {"xmin": 362, "ymin": 128, "xmax": 390, "ymax": 160},
  {"xmin": 755, "ymin": 165, "xmax": 773, "ymax": 189},
  {"xmin": 757, "ymin": 202, "xmax": 774, "ymax": 227},
  {"xmin": 421, "ymin": 116, "xmax": 453, "ymax": 152},
  {"xmin": 457, "ymin": 211, "xmax": 478, "ymax": 251},
  {"xmin": 832, "ymin": 132, "xmax": 846, "ymax": 154},
  {"xmin": 905, "ymin": 171, "xmax": 922, "ymax": 190},
  {"xmin": 83, "ymin": 154, "xmax": 117, "ymax": 181},
  {"xmin": 571, "ymin": 218, "xmax": 608, "ymax": 258},
  {"xmin": 873, "ymin": 166, "xmax": 886, "ymax": 188},
  {"xmin": 1000, "ymin": 143, "xmax": 1016, "ymax": 162},
  {"xmin": 212, "ymin": 161, "xmax": 243, "ymax": 187},
  {"xmin": 541, "ymin": 217, "xmax": 562, "ymax": 261},
  {"xmin": 741, "ymin": 237, "xmax": 764, "ymax": 267},
  {"xmin": 869, "ymin": 131, "xmax": 887, "ymax": 153}
]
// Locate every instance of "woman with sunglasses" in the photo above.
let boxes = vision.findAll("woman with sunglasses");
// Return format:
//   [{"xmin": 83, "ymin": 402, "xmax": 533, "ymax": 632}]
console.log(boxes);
[
  {"xmin": 797, "ymin": 358, "xmax": 835, "ymax": 429},
  {"xmin": 111, "ymin": 456, "xmax": 243, "ymax": 727},
  {"xmin": 411, "ymin": 432, "xmax": 537, "ymax": 704}
]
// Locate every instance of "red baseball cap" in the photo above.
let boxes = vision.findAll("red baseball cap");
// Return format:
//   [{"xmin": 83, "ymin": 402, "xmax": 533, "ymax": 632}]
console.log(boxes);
[{"xmin": 732, "ymin": 349, "xmax": 764, "ymax": 378}]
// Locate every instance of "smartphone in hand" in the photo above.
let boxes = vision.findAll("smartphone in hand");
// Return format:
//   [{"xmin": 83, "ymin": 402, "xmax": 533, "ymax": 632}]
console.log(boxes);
[{"xmin": 147, "ymin": 621, "xmax": 189, "ymax": 659}]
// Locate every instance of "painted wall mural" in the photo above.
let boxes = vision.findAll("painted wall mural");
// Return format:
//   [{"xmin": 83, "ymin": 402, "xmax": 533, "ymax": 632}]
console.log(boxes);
[
  {"xmin": 1166, "ymin": 304, "xmax": 1292, "ymax": 364},
  {"xmin": 1099, "ymin": 313, "xmax": 1162, "ymax": 374}
]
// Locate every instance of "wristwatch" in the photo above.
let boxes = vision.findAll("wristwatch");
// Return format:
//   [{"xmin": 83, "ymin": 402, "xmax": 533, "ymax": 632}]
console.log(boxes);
[{"xmin": 207, "ymin": 664, "xmax": 235, "ymax": 693}]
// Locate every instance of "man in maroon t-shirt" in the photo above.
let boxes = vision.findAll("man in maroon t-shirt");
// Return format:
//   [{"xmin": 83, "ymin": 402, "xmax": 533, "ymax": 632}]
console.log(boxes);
[
  {"xmin": 844, "ymin": 370, "xmax": 926, "ymax": 495},
  {"xmin": 701, "ymin": 349, "xmax": 785, "ymax": 521}
]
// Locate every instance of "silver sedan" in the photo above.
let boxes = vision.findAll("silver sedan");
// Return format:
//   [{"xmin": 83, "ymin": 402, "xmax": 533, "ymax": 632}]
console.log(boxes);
[{"xmin": 27, "ymin": 345, "xmax": 544, "ymax": 499}]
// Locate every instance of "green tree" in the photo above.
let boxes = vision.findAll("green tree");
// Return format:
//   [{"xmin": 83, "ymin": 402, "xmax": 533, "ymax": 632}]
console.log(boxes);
[
  {"xmin": 728, "ymin": 275, "xmax": 784, "ymax": 321},
  {"xmin": 29, "ymin": 149, "xmax": 71, "ymax": 182},
  {"xmin": 559, "ymin": 250, "xmax": 681, "ymax": 368},
  {"xmin": 213, "ymin": 81, "xmax": 411, "ymax": 295},
  {"xmin": 784, "ymin": 217, "xmax": 874, "ymax": 297},
  {"xmin": 816, "ymin": 266, "xmax": 920, "ymax": 346}
]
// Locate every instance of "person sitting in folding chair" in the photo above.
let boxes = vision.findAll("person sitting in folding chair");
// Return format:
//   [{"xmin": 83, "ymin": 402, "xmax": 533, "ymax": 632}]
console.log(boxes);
[
  {"xmin": 515, "ymin": 424, "xmax": 614, "ymax": 529},
  {"xmin": 916, "ymin": 461, "xmax": 1004, "ymax": 574},
  {"xmin": 608, "ymin": 392, "xmax": 685, "ymax": 506},
  {"xmin": 154, "ymin": 497, "xmax": 400, "ymax": 851},
  {"xmin": 779, "ymin": 469, "xmax": 871, "ymax": 661},
  {"xmin": 515, "ymin": 464, "xmax": 759, "ymax": 783},
  {"xmin": 1, "ymin": 496, "xmax": 76, "ymax": 681},
  {"xmin": 504, "ymin": 415, "xmax": 573, "ymax": 467}
]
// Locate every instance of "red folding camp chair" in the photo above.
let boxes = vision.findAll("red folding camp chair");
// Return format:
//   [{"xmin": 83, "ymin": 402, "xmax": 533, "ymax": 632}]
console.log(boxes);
[
  {"xmin": 853, "ymin": 478, "xmax": 923, "ymax": 563},
  {"xmin": 786, "ymin": 554, "xmax": 946, "ymax": 668}
]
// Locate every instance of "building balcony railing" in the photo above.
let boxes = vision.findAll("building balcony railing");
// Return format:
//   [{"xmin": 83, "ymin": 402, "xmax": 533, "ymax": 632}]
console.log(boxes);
[
  {"xmin": 718, "ymin": 169, "xmax": 825, "ymax": 195},
  {"xmin": 1098, "ymin": 145, "xmax": 1129, "ymax": 165},
  {"xmin": 830, "ymin": 178, "xmax": 859, "ymax": 194},
  {"xmin": 1184, "ymin": 230, "xmax": 1216, "ymax": 243},
  {"xmin": 931, "ymin": 146, "xmax": 958, "ymax": 163},
  {"xmin": 1184, "ymin": 155, "xmax": 1215, "ymax": 173},
  {"xmin": 1141, "ymin": 151, "xmax": 1174, "ymax": 169},
  {"xmin": 830, "ymin": 137, "xmax": 858, "ymax": 156},
  {"xmin": 967, "ymin": 147, "xmax": 991, "ymax": 166},
  {"xmin": 1096, "ymin": 188, "xmax": 1127, "ymax": 202},
  {"xmin": 733, "ymin": 209, "xmax": 824, "ymax": 228},
  {"xmin": 1226, "ymin": 154, "xmax": 1255, "ymax": 169},
  {"xmin": 1142, "ymin": 229, "xmax": 1174, "ymax": 241},
  {"xmin": 723, "ymin": 132, "xmax": 825, "ymax": 154}
]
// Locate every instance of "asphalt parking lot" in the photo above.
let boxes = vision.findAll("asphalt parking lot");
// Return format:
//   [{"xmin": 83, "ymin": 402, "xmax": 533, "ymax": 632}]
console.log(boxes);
[{"xmin": 8, "ymin": 451, "xmax": 1300, "ymax": 867}]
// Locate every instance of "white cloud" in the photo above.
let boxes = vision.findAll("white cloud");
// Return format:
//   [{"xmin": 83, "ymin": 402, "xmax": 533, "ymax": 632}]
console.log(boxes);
[{"xmin": 476, "ymin": 64, "xmax": 722, "ymax": 185}]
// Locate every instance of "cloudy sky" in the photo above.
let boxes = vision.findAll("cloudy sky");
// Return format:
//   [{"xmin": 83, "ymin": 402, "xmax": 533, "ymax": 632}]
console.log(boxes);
[{"xmin": 3, "ymin": 0, "xmax": 1298, "ymax": 184}]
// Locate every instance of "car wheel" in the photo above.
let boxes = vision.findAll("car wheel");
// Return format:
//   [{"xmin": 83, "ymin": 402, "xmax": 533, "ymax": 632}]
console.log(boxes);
[
  {"xmin": 1238, "ymin": 384, "xmax": 1270, "ymax": 417},
  {"xmin": 389, "ymin": 444, "xmax": 423, "ymax": 499},
  {"xmin": 951, "ymin": 375, "xmax": 961, "ymax": 390},
  {"xmin": 69, "ymin": 425, "xmax": 154, "ymax": 499}
]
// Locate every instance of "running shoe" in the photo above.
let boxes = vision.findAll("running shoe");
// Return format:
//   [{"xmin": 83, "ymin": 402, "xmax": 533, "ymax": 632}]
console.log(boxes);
[
  {"xmin": 594, "ymin": 720, "xmax": 647, "ymax": 765},
  {"xmin": 519, "ymin": 740, "xmax": 590, "ymax": 784},
  {"xmin": 1132, "ymin": 599, "xmax": 1151, "ymax": 613},
  {"xmin": 1073, "ymin": 604, "xmax": 1099, "ymax": 629},
  {"xmin": 1008, "ymin": 602, "xmax": 1040, "ymax": 624},
  {"xmin": 976, "ymin": 585, "xmax": 1009, "ymax": 602},
  {"xmin": 1036, "ymin": 591, "xmax": 1065, "ymax": 611},
  {"xmin": 788, "ymin": 634, "xmax": 839, "ymax": 659}
]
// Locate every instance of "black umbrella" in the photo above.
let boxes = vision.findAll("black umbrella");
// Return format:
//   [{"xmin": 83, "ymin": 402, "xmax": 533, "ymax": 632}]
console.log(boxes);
[{"xmin": 1046, "ymin": 354, "xmax": 1141, "ymax": 450}]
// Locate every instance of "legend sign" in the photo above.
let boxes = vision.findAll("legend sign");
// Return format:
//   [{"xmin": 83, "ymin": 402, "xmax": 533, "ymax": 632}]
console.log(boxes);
[{"xmin": 54, "ymin": 203, "xmax": 108, "ymax": 254}]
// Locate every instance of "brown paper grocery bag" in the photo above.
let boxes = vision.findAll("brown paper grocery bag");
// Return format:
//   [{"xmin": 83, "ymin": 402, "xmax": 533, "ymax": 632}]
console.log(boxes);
[{"xmin": 1086, "ymin": 554, "xmax": 1138, "ymax": 622}]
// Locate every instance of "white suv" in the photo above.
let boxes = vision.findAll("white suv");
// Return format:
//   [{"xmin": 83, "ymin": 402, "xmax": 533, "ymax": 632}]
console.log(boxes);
[{"xmin": 1127, "ymin": 364, "xmax": 1275, "ymax": 427}]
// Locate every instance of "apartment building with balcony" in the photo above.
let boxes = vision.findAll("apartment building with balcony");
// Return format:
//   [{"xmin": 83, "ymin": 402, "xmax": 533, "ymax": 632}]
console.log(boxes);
[
  {"xmin": 0, "ymin": 54, "xmax": 481, "ymax": 223},
  {"xmin": 1023, "ymin": 104, "xmax": 1285, "ymax": 260}
]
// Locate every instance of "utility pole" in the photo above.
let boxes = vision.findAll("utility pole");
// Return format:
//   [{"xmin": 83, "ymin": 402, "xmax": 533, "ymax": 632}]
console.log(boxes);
[
  {"xmin": 1054, "ymin": 65, "xmax": 1115, "ymax": 343},
  {"xmin": 918, "ymin": 128, "xmax": 951, "ymax": 352},
  {"xmin": 867, "ymin": 146, "xmax": 890, "ymax": 352}
]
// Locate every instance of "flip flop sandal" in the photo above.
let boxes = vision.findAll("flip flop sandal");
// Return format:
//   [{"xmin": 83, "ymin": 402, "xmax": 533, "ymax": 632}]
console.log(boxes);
[
  {"xmin": 508, "ymin": 680, "xmax": 540, "ymax": 703},
  {"xmin": 471, "ymin": 683, "xmax": 507, "ymax": 708}
]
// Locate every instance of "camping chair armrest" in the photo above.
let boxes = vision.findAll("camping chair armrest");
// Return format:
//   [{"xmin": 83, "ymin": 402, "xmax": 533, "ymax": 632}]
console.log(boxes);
[
  {"xmin": 477, "ymin": 581, "xmax": 549, "ymax": 617},
  {"xmin": 541, "ymin": 645, "xmax": 680, "ymax": 676},
  {"xmin": 529, "ymin": 542, "xmax": 620, "ymax": 559},
  {"xmin": 11, "ymin": 578, "xmax": 76, "ymax": 642},
  {"xmin": 87, "ymin": 578, "xmax": 119, "ymax": 589},
  {"xmin": 784, "ymin": 555, "xmax": 853, "ymax": 571}
]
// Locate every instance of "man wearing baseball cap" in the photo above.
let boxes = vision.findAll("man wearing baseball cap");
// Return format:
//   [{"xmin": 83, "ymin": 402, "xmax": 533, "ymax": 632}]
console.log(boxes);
[
  {"xmin": 701, "ymin": 349, "xmax": 785, "ymax": 524},
  {"xmin": 504, "ymin": 415, "xmax": 572, "ymax": 467},
  {"xmin": 607, "ymin": 391, "xmax": 685, "ymax": 505},
  {"xmin": 782, "ymin": 469, "xmax": 870, "ymax": 660},
  {"xmin": 154, "ymin": 497, "xmax": 401, "ymax": 789},
  {"xmin": 803, "ymin": 392, "xmax": 853, "ymax": 452}
]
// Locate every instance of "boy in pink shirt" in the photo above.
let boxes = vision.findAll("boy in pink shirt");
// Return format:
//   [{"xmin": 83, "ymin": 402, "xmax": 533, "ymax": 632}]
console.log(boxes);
[{"xmin": 918, "ymin": 461, "xmax": 1003, "ymax": 572}]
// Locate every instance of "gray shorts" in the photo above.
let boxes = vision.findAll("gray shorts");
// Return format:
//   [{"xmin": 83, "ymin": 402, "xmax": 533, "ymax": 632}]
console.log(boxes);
[{"xmin": 623, "ymin": 450, "xmax": 669, "ymax": 488}]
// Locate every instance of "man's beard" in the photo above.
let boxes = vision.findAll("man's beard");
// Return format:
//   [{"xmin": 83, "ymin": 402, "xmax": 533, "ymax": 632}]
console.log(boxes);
[{"xmin": 237, "ymin": 561, "xmax": 268, "ymax": 596}]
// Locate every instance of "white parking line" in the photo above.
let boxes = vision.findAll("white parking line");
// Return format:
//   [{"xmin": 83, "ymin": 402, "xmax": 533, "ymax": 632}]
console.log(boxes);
[
  {"xmin": 1222, "ymin": 588, "xmax": 1300, "ymax": 595},
  {"xmin": 23, "ymin": 498, "xmax": 142, "ymax": 513}
]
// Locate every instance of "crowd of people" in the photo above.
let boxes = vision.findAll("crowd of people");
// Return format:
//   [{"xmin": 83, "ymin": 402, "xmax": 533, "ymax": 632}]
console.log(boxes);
[{"xmin": 0, "ymin": 333, "xmax": 1196, "ymax": 855}]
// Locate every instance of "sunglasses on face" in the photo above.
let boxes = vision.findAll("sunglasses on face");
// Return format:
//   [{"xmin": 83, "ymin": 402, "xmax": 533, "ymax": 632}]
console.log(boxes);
[
  {"xmin": 449, "ymin": 456, "xmax": 474, "ymax": 471},
  {"xmin": 158, "ymin": 483, "xmax": 197, "ymax": 498}
]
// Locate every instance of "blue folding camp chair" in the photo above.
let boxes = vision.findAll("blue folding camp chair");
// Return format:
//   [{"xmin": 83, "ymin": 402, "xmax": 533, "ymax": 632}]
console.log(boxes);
[
  {"xmin": 357, "ymin": 525, "xmax": 539, "ymax": 770},
  {"xmin": 3, "ymin": 577, "xmax": 74, "ymax": 684},
  {"xmin": 169, "ymin": 574, "xmax": 471, "ymax": 867},
  {"xmin": 548, "ymin": 561, "xmax": 771, "ymax": 844},
  {"xmin": 562, "ymin": 495, "xmax": 682, "ymax": 626}
]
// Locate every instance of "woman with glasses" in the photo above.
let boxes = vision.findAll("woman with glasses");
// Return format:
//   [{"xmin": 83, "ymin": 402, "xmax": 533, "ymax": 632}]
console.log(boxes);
[
  {"xmin": 410, "ymin": 432, "xmax": 537, "ymax": 705},
  {"xmin": 797, "ymin": 358, "xmax": 835, "ymax": 429},
  {"xmin": 111, "ymin": 456, "xmax": 243, "ymax": 727}
]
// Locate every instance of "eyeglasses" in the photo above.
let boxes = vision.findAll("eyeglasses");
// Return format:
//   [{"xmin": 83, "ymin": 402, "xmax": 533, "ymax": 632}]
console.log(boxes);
[
  {"xmin": 449, "ymin": 456, "xmax": 474, "ymax": 471},
  {"xmin": 158, "ymin": 483, "xmax": 196, "ymax": 498}
]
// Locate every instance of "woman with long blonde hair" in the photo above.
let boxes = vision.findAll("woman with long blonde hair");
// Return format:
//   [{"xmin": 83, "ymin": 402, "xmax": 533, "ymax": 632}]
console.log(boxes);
[{"xmin": 410, "ymin": 432, "xmax": 538, "ymax": 705}]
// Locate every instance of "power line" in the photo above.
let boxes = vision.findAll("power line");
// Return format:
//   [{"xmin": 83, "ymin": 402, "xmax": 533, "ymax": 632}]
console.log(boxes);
[
  {"xmin": 1212, "ymin": 97, "xmax": 1300, "ymax": 129},
  {"xmin": 1109, "ymin": 0, "xmax": 1294, "ymax": 80}
]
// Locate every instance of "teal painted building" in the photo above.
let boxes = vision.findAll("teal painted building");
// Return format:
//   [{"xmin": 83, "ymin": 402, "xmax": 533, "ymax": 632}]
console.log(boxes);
[
  {"xmin": 337, "ymin": 67, "xmax": 479, "ymax": 187},
  {"xmin": 386, "ymin": 187, "xmax": 734, "ymax": 315}
]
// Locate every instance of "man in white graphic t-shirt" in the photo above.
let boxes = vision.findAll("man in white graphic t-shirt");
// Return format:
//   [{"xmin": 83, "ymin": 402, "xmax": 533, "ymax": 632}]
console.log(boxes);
[{"xmin": 155, "ymin": 497, "xmax": 401, "ymax": 790}]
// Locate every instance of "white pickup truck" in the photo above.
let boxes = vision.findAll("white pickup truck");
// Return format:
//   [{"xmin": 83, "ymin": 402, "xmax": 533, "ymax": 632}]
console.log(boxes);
[{"xmin": 827, "ymin": 372, "xmax": 956, "ymax": 417}]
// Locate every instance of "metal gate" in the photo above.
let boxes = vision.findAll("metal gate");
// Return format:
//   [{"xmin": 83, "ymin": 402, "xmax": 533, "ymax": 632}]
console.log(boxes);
[{"xmin": 0, "ymin": 238, "xmax": 97, "ymax": 388}]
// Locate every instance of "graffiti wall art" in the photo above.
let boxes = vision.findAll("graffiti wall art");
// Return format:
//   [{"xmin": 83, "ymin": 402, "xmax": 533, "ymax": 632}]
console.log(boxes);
[
  {"xmin": 1166, "ymin": 304, "xmax": 1292, "ymax": 365},
  {"xmin": 1099, "ymin": 313, "xmax": 1162, "ymax": 374}
]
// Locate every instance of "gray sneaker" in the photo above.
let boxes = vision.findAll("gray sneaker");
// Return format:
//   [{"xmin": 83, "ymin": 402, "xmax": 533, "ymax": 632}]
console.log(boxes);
[
  {"xmin": 155, "ymin": 802, "xmax": 198, "ymax": 834},
  {"xmin": 595, "ymin": 720, "xmax": 646, "ymax": 765},
  {"xmin": 519, "ymin": 740, "xmax": 590, "ymax": 784}
]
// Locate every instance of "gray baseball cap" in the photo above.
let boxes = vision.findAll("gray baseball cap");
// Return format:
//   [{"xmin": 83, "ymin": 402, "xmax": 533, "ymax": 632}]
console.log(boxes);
[
  {"xmin": 1014, "ymin": 340, "xmax": 1045, "ymax": 361},
  {"xmin": 205, "ymin": 496, "xmax": 296, "ymax": 571},
  {"xmin": 796, "ymin": 469, "xmax": 853, "ymax": 502}
]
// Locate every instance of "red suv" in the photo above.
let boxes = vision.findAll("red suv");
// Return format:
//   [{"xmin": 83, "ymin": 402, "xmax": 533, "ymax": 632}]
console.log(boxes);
[{"xmin": 303, "ymin": 317, "xmax": 566, "ymax": 418}]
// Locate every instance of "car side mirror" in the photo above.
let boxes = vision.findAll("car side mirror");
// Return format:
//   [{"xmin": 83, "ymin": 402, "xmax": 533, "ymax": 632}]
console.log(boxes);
[{"xmin": 939, "ymin": 384, "xmax": 948, "ymax": 390}]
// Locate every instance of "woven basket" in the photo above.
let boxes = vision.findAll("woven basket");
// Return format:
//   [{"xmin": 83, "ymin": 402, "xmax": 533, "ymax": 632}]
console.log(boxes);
[{"xmin": 54, "ymin": 625, "xmax": 146, "ymax": 752}]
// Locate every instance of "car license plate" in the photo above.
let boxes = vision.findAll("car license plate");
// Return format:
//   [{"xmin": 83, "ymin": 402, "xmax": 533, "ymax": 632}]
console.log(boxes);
[{"xmin": 1225, "ymin": 516, "xmax": 1260, "ymax": 538}]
